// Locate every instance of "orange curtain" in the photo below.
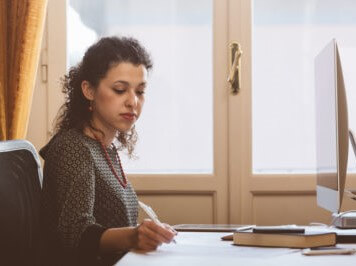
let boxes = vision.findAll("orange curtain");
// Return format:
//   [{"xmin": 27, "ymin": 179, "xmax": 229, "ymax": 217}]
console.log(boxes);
[
  {"xmin": 0, "ymin": 0, "xmax": 7, "ymax": 140},
  {"xmin": 0, "ymin": 0, "xmax": 48, "ymax": 140}
]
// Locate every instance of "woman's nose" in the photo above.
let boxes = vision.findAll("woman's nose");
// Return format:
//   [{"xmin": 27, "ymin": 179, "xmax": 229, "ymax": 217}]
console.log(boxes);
[{"xmin": 125, "ymin": 90, "xmax": 138, "ymax": 107}]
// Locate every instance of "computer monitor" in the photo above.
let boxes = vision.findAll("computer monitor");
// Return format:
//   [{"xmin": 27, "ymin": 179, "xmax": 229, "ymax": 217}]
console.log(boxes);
[
  {"xmin": 315, "ymin": 39, "xmax": 348, "ymax": 213},
  {"xmin": 315, "ymin": 39, "xmax": 356, "ymax": 228}
]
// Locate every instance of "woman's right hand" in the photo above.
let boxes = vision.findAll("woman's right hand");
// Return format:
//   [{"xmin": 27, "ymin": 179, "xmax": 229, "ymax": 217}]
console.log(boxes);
[{"xmin": 135, "ymin": 219, "xmax": 177, "ymax": 251}]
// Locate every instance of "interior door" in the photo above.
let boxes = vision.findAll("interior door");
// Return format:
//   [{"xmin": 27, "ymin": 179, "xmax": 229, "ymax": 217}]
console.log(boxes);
[
  {"xmin": 43, "ymin": 0, "xmax": 233, "ymax": 225},
  {"xmin": 229, "ymin": 0, "xmax": 356, "ymax": 226}
]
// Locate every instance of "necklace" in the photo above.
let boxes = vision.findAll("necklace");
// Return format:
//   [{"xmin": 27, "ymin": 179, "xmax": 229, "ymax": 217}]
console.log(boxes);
[{"xmin": 94, "ymin": 135, "xmax": 128, "ymax": 189}]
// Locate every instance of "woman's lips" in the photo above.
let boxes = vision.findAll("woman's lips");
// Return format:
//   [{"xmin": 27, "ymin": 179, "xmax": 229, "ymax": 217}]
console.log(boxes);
[{"xmin": 120, "ymin": 113, "xmax": 136, "ymax": 121}]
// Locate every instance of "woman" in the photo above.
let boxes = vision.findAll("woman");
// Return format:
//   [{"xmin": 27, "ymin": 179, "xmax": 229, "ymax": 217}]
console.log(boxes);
[{"xmin": 40, "ymin": 36, "xmax": 176, "ymax": 266}]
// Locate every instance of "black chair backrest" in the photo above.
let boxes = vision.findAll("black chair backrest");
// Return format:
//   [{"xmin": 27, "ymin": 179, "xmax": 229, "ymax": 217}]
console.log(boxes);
[{"xmin": 0, "ymin": 140, "xmax": 42, "ymax": 266}]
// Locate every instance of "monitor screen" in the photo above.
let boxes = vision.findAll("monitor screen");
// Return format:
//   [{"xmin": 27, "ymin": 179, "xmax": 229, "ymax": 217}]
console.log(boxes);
[{"xmin": 315, "ymin": 39, "xmax": 348, "ymax": 213}]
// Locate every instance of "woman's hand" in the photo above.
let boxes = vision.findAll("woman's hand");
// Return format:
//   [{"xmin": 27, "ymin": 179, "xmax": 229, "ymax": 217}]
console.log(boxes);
[{"xmin": 135, "ymin": 219, "xmax": 177, "ymax": 251}]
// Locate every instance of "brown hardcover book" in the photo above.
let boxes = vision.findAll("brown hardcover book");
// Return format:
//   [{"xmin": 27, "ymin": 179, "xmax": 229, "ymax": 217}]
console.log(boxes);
[{"xmin": 233, "ymin": 231, "xmax": 337, "ymax": 248}]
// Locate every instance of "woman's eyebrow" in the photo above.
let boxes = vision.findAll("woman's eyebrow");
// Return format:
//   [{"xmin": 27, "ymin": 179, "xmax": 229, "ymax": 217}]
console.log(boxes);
[
  {"xmin": 113, "ymin": 80, "xmax": 129, "ymax": 85},
  {"xmin": 113, "ymin": 80, "xmax": 147, "ymax": 88},
  {"xmin": 113, "ymin": 80, "xmax": 146, "ymax": 86}
]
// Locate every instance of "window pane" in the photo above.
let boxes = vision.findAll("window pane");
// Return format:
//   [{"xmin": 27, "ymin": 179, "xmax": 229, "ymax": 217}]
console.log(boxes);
[
  {"xmin": 252, "ymin": 0, "xmax": 356, "ymax": 173},
  {"xmin": 67, "ymin": 0, "xmax": 213, "ymax": 173}
]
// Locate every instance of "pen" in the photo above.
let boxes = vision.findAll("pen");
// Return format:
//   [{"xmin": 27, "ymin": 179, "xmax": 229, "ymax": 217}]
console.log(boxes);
[
  {"xmin": 138, "ymin": 201, "xmax": 177, "ymax": 244},
  {"xmin": 236, "ymin": 225, "xmax": 256, "ymax": 232}
]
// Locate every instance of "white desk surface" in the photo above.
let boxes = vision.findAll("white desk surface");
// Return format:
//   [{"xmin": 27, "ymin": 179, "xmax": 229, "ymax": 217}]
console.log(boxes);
[{"xmin": 115, "ymin": 232, "xmax": 356, "ymax": 266}]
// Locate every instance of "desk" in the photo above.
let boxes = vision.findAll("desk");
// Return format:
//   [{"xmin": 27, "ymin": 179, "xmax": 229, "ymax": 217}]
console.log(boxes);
[{"xmin": 115, "ymin": 232, "xmax": 356, "ymax": 266}]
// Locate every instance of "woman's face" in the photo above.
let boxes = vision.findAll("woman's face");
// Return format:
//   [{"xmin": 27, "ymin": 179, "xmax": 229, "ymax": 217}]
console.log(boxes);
[{"xmin": 87, "ymin": 62, "xmax": 147, "ymax": 134}]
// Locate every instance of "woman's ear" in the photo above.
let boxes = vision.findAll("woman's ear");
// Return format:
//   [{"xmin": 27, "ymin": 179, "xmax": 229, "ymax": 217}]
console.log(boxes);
[{"xmin": 81, "ymin": 80, "xmax": 95, "ymax": 101}]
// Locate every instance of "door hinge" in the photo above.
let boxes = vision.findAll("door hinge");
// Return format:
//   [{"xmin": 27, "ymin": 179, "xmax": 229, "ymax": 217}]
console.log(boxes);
[{"xmin": 40, "ymin": 48, "xmax": 48, "ymax": 83}]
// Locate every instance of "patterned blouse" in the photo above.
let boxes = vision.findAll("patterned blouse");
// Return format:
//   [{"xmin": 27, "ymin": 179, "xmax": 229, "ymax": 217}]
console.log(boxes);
[{"xmin": 40, "ymin": 128, "xmax": 138, "ymax": 266}]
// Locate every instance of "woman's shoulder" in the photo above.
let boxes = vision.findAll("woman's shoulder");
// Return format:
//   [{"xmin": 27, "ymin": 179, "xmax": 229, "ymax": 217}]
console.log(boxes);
[{"xmin": 39, "ymin": 128, "xmax": 97, "ymax": 160}]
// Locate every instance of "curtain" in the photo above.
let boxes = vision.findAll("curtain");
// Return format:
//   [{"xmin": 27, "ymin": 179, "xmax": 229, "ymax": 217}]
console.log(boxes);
[
  {"xmin": 0, "ymin": 0, "xmax": 7, "ymax": 140},
  {"xmin": 0, "ymin": 0, "xmax": 48, "ymax": 140}
]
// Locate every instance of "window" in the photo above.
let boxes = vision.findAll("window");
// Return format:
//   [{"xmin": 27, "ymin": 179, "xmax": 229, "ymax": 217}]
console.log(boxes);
[
  {"xmin": 67, "ymin": 0, "xmax": 213, "ymax": 173},
  {"xmin": 252, "ymin": 0, "xmax": 356, "ymax": 173}
]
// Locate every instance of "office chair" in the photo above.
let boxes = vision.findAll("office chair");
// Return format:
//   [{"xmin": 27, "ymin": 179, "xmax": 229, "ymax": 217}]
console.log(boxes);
[{"xmin": 0, "ymin": 140, "xmax": 42, "ymax": 266}]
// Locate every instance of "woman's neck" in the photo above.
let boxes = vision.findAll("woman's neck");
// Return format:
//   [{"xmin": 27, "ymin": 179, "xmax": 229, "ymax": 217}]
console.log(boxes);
[{"xmin": 83, "ymin": 122, "xmax": 117, "ymax": 147}]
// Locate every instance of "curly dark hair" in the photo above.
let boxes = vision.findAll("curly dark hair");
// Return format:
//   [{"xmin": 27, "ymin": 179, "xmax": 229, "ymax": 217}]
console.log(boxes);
[{"xmin": 54, "ymin": 36, "xmax": 153, "ymax": 156}]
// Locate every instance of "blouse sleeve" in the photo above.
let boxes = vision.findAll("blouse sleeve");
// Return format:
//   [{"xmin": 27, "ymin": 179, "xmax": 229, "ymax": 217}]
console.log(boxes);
[{"xmin": 47, "ymin": 138, "xmax": 106, "ymax": 256}]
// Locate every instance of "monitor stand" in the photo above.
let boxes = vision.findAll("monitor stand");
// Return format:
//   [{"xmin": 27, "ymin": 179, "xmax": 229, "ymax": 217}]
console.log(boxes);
[
  {"xmin": 332, "ymin": 130, "xmax": 356, "ymax": 229},
  {"xmin": 332, "ymin": 212, "xmax": 356, "ymax": 228}
]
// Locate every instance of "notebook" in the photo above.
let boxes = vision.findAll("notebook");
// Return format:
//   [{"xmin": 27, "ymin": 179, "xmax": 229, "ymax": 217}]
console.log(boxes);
[{"xmin": 173, "ymin": 224, "xmax": 254, "ymax": 232}]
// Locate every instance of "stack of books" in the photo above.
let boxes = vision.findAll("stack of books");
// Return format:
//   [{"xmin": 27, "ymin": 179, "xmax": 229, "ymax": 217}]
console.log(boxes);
[{"xmin": 223, "ymin": 226, "xmax": 337, "ymax": 248}]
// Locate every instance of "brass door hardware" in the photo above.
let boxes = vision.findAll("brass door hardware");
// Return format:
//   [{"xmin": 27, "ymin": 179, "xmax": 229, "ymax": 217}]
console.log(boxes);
[{"xmin": 228, "ymin": 42, "xmax": 242, "ymax": 94}]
